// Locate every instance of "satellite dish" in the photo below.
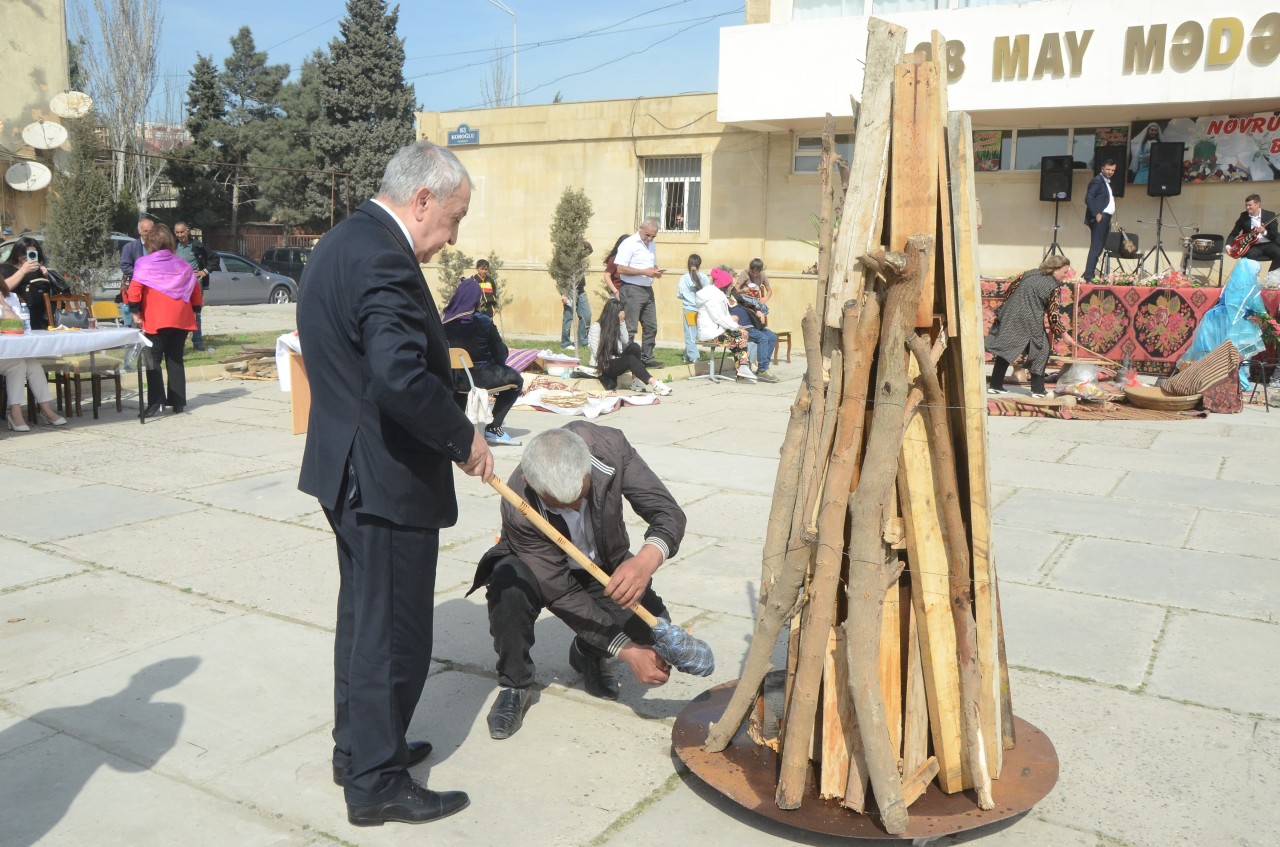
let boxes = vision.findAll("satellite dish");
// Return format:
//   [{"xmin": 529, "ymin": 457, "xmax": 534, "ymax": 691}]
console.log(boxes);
[
  {"xmin": 50, "ymin": 90, "xmax": 93, "ymax": 119},
  {"xmin": 5, "ymin": 162, "xmax": 52, "ymax": 192},
  {"xmin": 22, "ymin": 120, "xmax": 68, "ymax": 150}
]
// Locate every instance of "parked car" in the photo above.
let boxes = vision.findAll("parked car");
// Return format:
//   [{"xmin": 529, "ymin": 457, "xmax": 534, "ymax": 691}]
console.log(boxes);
[
  {"xmin": 260, "ymin": 246, "xmax": 311, "ymax": 282},
  {"xmin": 0, "ymin": 232, "xmax": 135, "ymax": 300},
  {"xmin": 205, "ymin": 252, "xmax": 298, "ymax": 305}
]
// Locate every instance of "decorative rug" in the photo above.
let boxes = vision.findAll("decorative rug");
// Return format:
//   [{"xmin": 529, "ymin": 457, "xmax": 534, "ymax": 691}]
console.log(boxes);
[
  {"xmin": 505, "ymin": 348, "xmax": 541, "ymax": 372},
  {"xmin": 986, "ymin": 397, "xmax": 1205, "ymax": 421}
]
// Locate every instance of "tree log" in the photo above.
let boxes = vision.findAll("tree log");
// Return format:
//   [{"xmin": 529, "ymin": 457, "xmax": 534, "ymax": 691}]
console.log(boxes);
[
  {"xmin": 705, "ymin": 309, "xmax": 827, "ymax": 752},
  {"xmin": 905, "ymin": 333, "xmax": 995, "ymax": 810},
  {"xmin": 816, "ymin": 113, "xmax": 838, "ymax": 312},
  {"xmin": 841, "ymin": 234, "xmax": 932, "ymax": 835}
]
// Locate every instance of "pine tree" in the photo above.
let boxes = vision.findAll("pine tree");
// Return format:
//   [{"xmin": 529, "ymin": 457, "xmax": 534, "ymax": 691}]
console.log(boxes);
[
  {"xmin": 316, "ymin": 0, "xmax": 416, "ymax": 216},
  {"xmin": 548, "ymin": 187, "xmax": 594, "ymax": 296},
  {"xmin": 45, "ymin": 115, "xmax": 114, "ymax": 293},
  {"xmin": 255, "ymin": 50, "xmax": 333, "ymax": 229},
  {"xmin": 219, "ymin": 27, "xmax": 289, "ymax": 235},
  {"xmin": 171, "ymin": 53, "xmax": 230, "ymax": 228}
]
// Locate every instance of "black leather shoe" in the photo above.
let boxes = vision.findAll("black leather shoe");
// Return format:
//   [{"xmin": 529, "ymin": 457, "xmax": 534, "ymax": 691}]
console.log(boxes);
[
  {"xmin": 347, "ymin": 779, "xmax": 469, "ymax": 827},
  {"xmin": 332, "ymin": 740, "xmax": 432, "ymax": 786},
  {"xmin": 143, "ymin": 403, "xmax": 163, "ymax": 418},
  {"xmin": 487, "ymin": 687, "xmax": 533, "ymax": 740},
  {"xmin": 569, "ymin": 639, "xmax": 620, "ymax": 700}
]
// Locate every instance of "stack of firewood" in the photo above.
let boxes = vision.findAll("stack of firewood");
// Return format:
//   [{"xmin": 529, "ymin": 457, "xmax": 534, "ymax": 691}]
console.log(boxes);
[{"xmin": 703, "ymin": 19, "xmax": 1011, "ymax": 835}]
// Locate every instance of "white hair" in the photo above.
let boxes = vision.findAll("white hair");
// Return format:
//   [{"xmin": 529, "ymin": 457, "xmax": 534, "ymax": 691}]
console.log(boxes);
[
  {"xmin": 641, "ymin": 216, "xmax": 660, "ymax": 231},
  {"xmin": 522, "ymin": 428, "xmax": 592, "ymax": 504},
  {"xmin": 377, "ymin": 141, "xmax": 472, "ymax": 205}
]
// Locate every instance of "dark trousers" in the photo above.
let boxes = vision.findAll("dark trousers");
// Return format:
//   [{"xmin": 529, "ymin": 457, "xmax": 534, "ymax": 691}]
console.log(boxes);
[
  {"xmin": 454, "ymin": 362, "xmax": 522, "ymax": 427},
  {"xmin": 617, "ymin": 283, "xmax": 658, "ymax": 360},
  {"xmin": 989, "ymin": 355, "xmax": 1046, "ymax": 395},
  {"xmin": 599, "ymin": 342, "xmax": 652, "ymax": 389},
  {"xmin": 144, "ymin": 328, "xmax": 189, "ymax": 409},
  {"xmin": 1244, "ymin": 240, "xmax": 1280, "ymax": 272},
  {"xmin": 1083, "ymin": 213, "xmax": 1111, "ymax": 281},
  {"xmin": 325, "ymin": 465, "xmax": 440, "ymax": 805},
  {"xmin": 486, "ymin": 555, "xmax": 667, "ymax": 690}
]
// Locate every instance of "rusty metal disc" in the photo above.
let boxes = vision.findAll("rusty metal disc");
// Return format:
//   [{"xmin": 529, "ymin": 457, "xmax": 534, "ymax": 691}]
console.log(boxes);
[{"xmin": 672, "ymin": 674, "xmax": 1059, "ymax": 840}]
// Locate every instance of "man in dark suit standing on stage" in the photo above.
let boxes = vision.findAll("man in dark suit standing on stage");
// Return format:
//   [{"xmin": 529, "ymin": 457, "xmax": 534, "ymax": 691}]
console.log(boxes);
[
  {"xmin": 1082, "ymin": 159, "xmax": 1118, "ymax": 282},
  {"xmin": 297, "ymin": 141, "xmax": 493, "ymax": 827},
  {"xmin": 1228, "ymin": 193, "xmax": 1280, "ymax": 271}
]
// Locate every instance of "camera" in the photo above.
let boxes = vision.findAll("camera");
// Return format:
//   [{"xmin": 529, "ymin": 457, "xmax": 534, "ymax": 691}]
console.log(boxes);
[{"xmin": 26, "ymin": 249, "xmax": 39, "ymax": 263}]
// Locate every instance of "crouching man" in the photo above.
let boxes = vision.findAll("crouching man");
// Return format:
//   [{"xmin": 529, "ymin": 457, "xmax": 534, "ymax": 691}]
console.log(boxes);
[{"xmin": 469, "ymin": 421, "xmax": 686, "ymax": 739}]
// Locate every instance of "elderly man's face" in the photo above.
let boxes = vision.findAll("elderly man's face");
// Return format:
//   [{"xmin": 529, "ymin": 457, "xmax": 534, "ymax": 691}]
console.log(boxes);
[
  {"xmin": 137, "ymin": 219, "xmax": 154, "ymax": 239},
  {"xmin": 409, "ymin": 183, "xmax": 472, "ymax": 263},
  {"xmin": 174, "ymin": 224, "xmax": 190, "ymax": 243}
]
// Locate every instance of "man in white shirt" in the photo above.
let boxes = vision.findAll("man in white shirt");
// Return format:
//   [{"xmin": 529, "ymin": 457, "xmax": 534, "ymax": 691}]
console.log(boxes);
[
  {"xmin": 614, "ymin": 217, "xmax": 664, "ymax": 367},
  {"xmin": 1082, "ymin": 159, "xmax": 1117, "ymax": 281}
]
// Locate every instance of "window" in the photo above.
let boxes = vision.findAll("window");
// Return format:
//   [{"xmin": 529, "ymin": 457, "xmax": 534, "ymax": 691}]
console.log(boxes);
[
  {"xmin": 223, "ymin": 256, "xmax": 255, "ymax": 273},
  {"xmin": 1013, "ymin": 129, "xmax": 1069, "ymax": 171},
  {"xmin": 794, "ymin": 133, "xmax": 853, "ymax": 173},
  {"xmin": 642, "ymin": 156, "xmax": 701, "ymax": 232},
  {"xmin": 972, "ymin": 126, "xmax": 1127, "ymax": 172}
]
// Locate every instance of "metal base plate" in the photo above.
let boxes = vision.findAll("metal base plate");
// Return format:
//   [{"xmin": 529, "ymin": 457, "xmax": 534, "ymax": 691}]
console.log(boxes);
[{"xmin": 672, "ymin": 675, "xmax": 1059, "ymax": 840}]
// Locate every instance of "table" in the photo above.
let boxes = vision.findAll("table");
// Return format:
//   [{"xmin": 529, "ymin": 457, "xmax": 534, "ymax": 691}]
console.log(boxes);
[
  {"xmin": 981, "ymin": 280, "xmax": 1280, "ymax": 376},
  {"xmin": 0, "ymin": 327, "xmax": 147, "ymax": 419}
]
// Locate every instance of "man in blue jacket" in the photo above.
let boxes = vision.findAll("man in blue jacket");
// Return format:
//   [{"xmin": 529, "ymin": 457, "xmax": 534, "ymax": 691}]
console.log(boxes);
[{"xmin": 1082, "ymin": 160, "xmax": 1118, "ymax": 282}]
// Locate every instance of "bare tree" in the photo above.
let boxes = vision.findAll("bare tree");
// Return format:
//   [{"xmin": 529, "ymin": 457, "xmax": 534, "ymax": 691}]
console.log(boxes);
[
  {"xmin": 70, "ymin": 0, "xmax": 163, "ymax": 210},
  {"xmin": 480, "ymin": 42, "xmax": 513, "ymax": 108}
]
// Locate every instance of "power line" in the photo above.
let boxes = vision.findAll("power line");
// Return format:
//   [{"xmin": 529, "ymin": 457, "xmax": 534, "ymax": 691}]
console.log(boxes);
[{"xmin": 263, "ymin": 15, "xmax": 340, "ymax": 52}]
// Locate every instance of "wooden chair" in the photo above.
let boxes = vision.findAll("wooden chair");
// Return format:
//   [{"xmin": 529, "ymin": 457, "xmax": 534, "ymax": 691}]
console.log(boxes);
[
  {"xmin": 448, "ymin": 347, "xmax": 519, "ymax": 397},
  {"xmin": 43, "ymin": 293, "xmax": 125, "ymax": 416}
]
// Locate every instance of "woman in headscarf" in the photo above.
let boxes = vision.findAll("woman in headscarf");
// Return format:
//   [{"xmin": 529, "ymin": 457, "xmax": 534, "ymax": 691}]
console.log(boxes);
[
  {"xmin": 1180, "ymin": 257, "xmax": 1268, "ymax": 389},
  {"xmin": 124, "ymin": 223, "xmax": 202, "ymax": 416},
  {"xmin": 442, "ymin": 279, "xmax": 525, "ymax": 446},
  {"xmin": 696, "ymin": 267, "xmax": 754, "ymax": 382},
  {"xmin": 985, "ymin": 255, "xmax": 1077, "ymax": 398},
  {"xmin": 1129, "ymin": 122, "xmax": 1163, "ymax": 184},
  {"xmin": 0, "ymin": 278, "xmax": 66, "ymax": 431}
]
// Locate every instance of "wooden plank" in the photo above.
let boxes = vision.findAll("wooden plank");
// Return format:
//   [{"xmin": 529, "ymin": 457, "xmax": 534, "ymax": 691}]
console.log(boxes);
[
  {"xmin": 821, "ymin": 627, "xmax": 863, "ymax": 801},
  {"xmin": 878, "ymin": 571, "xmax": 904, "ymax": 762},
  {"xmin": 888, "ymin": 56, "xmax": 940, "ymax": 328},
  {"xmin": 898, "ymin": 407, "xmax": 966, "ymax": 793},
  {"xmin": 901, "ymin": 756, "xmax": 941, "ymax": 808},
  {"xmin": 932, "ymin": 32, "xmax": 958, "ymax": 337},
  {"xmin": 826, "ymin": 18, "xmax": 906, "ymax": 327},
  {"xmin": 947, "ymin": 110, "xmax": 1003, "ymax": 778},
  {"xmin": 902, "ymin": 598, "xmax": 930, "ymax": 776}
]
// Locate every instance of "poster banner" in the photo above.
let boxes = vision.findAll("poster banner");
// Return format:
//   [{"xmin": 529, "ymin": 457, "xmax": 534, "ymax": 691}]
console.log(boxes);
[
  {"xmin": 973, "ymin": 130, "xmax": 1003, "ymax": 172},
  {"xmin": 1128, "ymin": 114, "xmax": 1280, "ymax": 185}
]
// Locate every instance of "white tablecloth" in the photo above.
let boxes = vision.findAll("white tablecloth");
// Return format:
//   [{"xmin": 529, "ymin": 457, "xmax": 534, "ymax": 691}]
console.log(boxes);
[
  {"xmin": 275, "ymin": 332, "xmax": 302, "ymax": 391},
  {"xmin": 0, "ymin": 327, "xmax": 146, "ymax": 360}
]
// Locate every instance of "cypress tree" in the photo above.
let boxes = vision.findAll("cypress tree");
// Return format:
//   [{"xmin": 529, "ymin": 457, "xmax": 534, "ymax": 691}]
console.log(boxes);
[
  {"xmin": 316, "ymin": 0, "xmax": 416, "ymax": 216},
  {"xmin": 548, "ymin": 187, "xmax": 594, "ymax": 297}
]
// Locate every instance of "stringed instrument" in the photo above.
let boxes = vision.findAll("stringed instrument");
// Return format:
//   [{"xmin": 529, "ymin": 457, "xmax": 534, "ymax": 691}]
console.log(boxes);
[{"xmin": 1226, "ymin": 213, "xmax": 1278, "ymax": 258}]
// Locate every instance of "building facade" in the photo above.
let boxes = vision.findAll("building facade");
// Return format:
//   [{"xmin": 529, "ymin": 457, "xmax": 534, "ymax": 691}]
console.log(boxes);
[{"xmin": 418, "ymin": 0, "xmax": 1280, "ymax": 345}]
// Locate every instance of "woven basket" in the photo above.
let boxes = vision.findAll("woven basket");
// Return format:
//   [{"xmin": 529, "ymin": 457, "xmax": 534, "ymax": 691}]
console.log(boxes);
[{"xmin": 1123, "ymin": 384, "xmax": 1201, "ymax": 411}]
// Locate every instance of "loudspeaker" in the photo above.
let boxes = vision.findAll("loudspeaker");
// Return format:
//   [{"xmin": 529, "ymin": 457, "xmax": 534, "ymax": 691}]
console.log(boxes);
[
  {"xmin": 1095, "ymin": 145, "xmax": 1126, "ymax": 198},
  {"xmin": 1147, "ymin": 142, "xmax": 1185, "ymax": 197},
  {"xmin": 1039, "ymin": 155, "xmax": 1074, "ymax": 202}
]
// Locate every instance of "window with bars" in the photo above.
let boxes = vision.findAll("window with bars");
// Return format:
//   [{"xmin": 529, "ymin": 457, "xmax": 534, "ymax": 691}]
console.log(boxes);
[{"xmin": 641, "ymin": 156, "xmax": 701, "ymax": 232}]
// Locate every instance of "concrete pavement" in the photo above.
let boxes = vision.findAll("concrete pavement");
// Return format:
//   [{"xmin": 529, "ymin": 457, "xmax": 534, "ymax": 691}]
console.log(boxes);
[{"xmin": 2, "ymin": 305, "xmax": 1278, "ymax": 846}]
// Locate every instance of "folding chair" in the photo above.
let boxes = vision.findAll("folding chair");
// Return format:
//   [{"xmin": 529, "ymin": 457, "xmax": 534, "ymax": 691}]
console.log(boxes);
[{"xmin": 448, "ymin": 347, "xmax": 519, "ymax": 424}]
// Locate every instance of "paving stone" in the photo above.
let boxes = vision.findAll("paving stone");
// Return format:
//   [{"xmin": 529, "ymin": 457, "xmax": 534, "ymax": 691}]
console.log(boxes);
[
  {"xmin": 1147, "ymin": 610, "xmax": 1280, "ymax": 718},
  {"xmin": 179, "ymin": 537, "xmax": 340, "ymax": 627},
  {"xmin": 993, "ymin": 489, "xmax": 1195, "ymax": 546},
  {"xmin": 679, "ymin": 492, "xmax": 774, "ymax": 543},
  {"xmin": 990, "ymin": 455, "xmax": 1126, "ymax": 496},
  {"xmin": 1000, "ymin": 583, "xmax": 1164, "ymax": 687},
  {"xmin": 1183, "ymin": 507, "xmax": 1280, "ymax": 559},
  {"xmin": 1114, "ymin": 471, "xmax": 1280, "ymax": 516},
  {"xmin": 0, "ymin": 464, "xmax": 86, "ymax": 495},
  {"xmin": 660, "ymin": 539, "xmax": 766, "ymax": 619},
  {"xmin": 0, "ymin": 483, "xmax": 199, "ymax": 544},
  {"xmin": 990, "ymin": 525, "xmax": 1067, "ymax": 584},
  {"xmin": 183, "ymin": 469, "xmax": 322, "ymax": 521},
  {"xmin": 1220, "ymin": 451, "xmax": 1280, "ymax": 485},
  {"xmin": 1062, "ymin": 441, "xmax": 1224, "ymax": 479},
  {"xmin": 990, "ymin": 433, "xmax": 1076, "ymax": 462},
  {"xmin": 1050, "ymin": 537, "xmax": 1280, "ymax": 621},
  {"xmin": 0, "ymin": 538, "xmax": 85, "ymax": 590},
  {"xmin": 1018, "ymin": 419, "xmax": 1160, "ymax": 448}
]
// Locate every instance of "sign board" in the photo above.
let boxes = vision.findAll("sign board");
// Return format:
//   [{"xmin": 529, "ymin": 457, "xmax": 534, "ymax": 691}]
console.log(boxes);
[{"xmin": 447, "ymin": 123, "xmax": 479, "ymax": 146}]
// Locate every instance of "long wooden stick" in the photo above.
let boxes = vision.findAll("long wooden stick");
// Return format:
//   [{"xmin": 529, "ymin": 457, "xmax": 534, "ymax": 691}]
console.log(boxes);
[
  {"xmin": 488, "ymin": 475, "xmax": 660, "ymax": 626},
  {"xmin": 906, "ymin": 333, "xmax": 995, "ymax": 810}
]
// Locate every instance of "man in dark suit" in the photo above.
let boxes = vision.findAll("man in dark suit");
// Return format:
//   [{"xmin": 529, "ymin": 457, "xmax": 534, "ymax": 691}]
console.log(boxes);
[
  {"xmin": 1227, "ymin": 193, "xmax": 1280, "ymax": 271},
  {"xmin": 297, "ymin": 141, "xmax": 493, "ymax": 827},
  {"xmin": 1082, "ymin": 159, "xmax": 1118, "ymax": 281}
]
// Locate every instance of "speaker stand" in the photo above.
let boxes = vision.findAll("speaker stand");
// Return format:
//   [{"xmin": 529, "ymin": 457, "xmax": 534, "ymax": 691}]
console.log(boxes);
[
  {"xmin": 1138, "ymin": 196, "xmax": 1175, "ymax": 276},
  {"xmin": 1043, "ymin": 200, "xmax": 1067, "ymax": 260}
]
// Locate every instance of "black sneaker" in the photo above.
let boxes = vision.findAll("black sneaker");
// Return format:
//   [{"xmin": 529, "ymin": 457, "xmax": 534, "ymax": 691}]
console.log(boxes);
[
  {"xmin": 987, "ymin": 385, "xmax": 1008, "ymax": 395},
  {"xmin": 640, "ymin": 357, "xmax": 663, "ymax": 369}
]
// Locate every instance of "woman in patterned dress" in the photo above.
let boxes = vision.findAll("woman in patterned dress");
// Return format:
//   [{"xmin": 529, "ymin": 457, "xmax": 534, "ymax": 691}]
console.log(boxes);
[{"xmin": 986, "ymin": 255, "xmax": 1077, "ymax": 397}]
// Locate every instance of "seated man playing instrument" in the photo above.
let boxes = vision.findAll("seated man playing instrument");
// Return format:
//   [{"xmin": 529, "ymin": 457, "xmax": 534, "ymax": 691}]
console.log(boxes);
[{"xmin": 469, "ymin": 421, "xmax": 686, "ymax": 739}]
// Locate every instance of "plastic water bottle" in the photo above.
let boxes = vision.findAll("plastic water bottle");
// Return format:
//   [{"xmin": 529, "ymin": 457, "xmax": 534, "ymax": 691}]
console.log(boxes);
[{"xmin": 17, "ymin": 301, "xmax": 30, "ymax": 331}]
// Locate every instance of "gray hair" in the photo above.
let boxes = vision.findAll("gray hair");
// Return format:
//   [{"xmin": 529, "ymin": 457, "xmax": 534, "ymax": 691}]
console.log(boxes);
[
  {"xmin": 641, "ymin": 216, "xmax": 660, "ymax": 232},
  {"xmin": 377, "ymin": 140, "xmax": 472, "ymax": 205},
  {"xmin": 522, "ymin": 427, "xmax": 592, "ymax": 504}
]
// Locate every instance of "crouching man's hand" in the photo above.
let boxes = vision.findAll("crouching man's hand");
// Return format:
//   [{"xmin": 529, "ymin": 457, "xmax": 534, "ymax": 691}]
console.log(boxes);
[
  {"xmin": 606, "ymin": 545, "xmax": 661, "ymax": 608},
  {"xmin": 619, "ymin": 643, "xmax": 670, "ymax": 685}
]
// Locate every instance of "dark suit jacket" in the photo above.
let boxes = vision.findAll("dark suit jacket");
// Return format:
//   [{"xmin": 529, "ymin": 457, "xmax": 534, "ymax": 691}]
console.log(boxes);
[
  {"xmin": 1083, "ymin": 174, "xmax": 1113, "ymax": 224},
  {"xmin": 1228, "ymin": 209, "xmax": 1278, "ymax": 244},
  {"xmin": 297, "ymin": 200, "xmax": 475, "ymax": 529}
]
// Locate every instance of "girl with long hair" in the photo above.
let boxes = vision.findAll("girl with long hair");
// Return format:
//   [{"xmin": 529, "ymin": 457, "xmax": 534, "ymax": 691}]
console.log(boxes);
[
  {"xmin": 587, "ymin": 298, "xmax": 671, "ymax": 395},
  {"xmin": 676, "ymin": 253, "xmax": 708, "ymax": 363}
]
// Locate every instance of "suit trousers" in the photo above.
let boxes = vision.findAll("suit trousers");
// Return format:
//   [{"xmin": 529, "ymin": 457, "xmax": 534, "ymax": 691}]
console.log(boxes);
[
  {"xmin": 325, "ymin": 465, "xmax": 440, "ymax": 805},
  {"xmin": 617, "ymin": 283, "xmax": 658, "ymax": 360},
  {"xmin": 1244, "ymin": 241, "xmax": 1280, "ymax": 272},
  {"xmin": 1083, "ymin": 213, "xmax": 1111, "ymax": 281},
  {"xmin": 486, "ymin": 553, "xmax": 668, "ymax": 689}
]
